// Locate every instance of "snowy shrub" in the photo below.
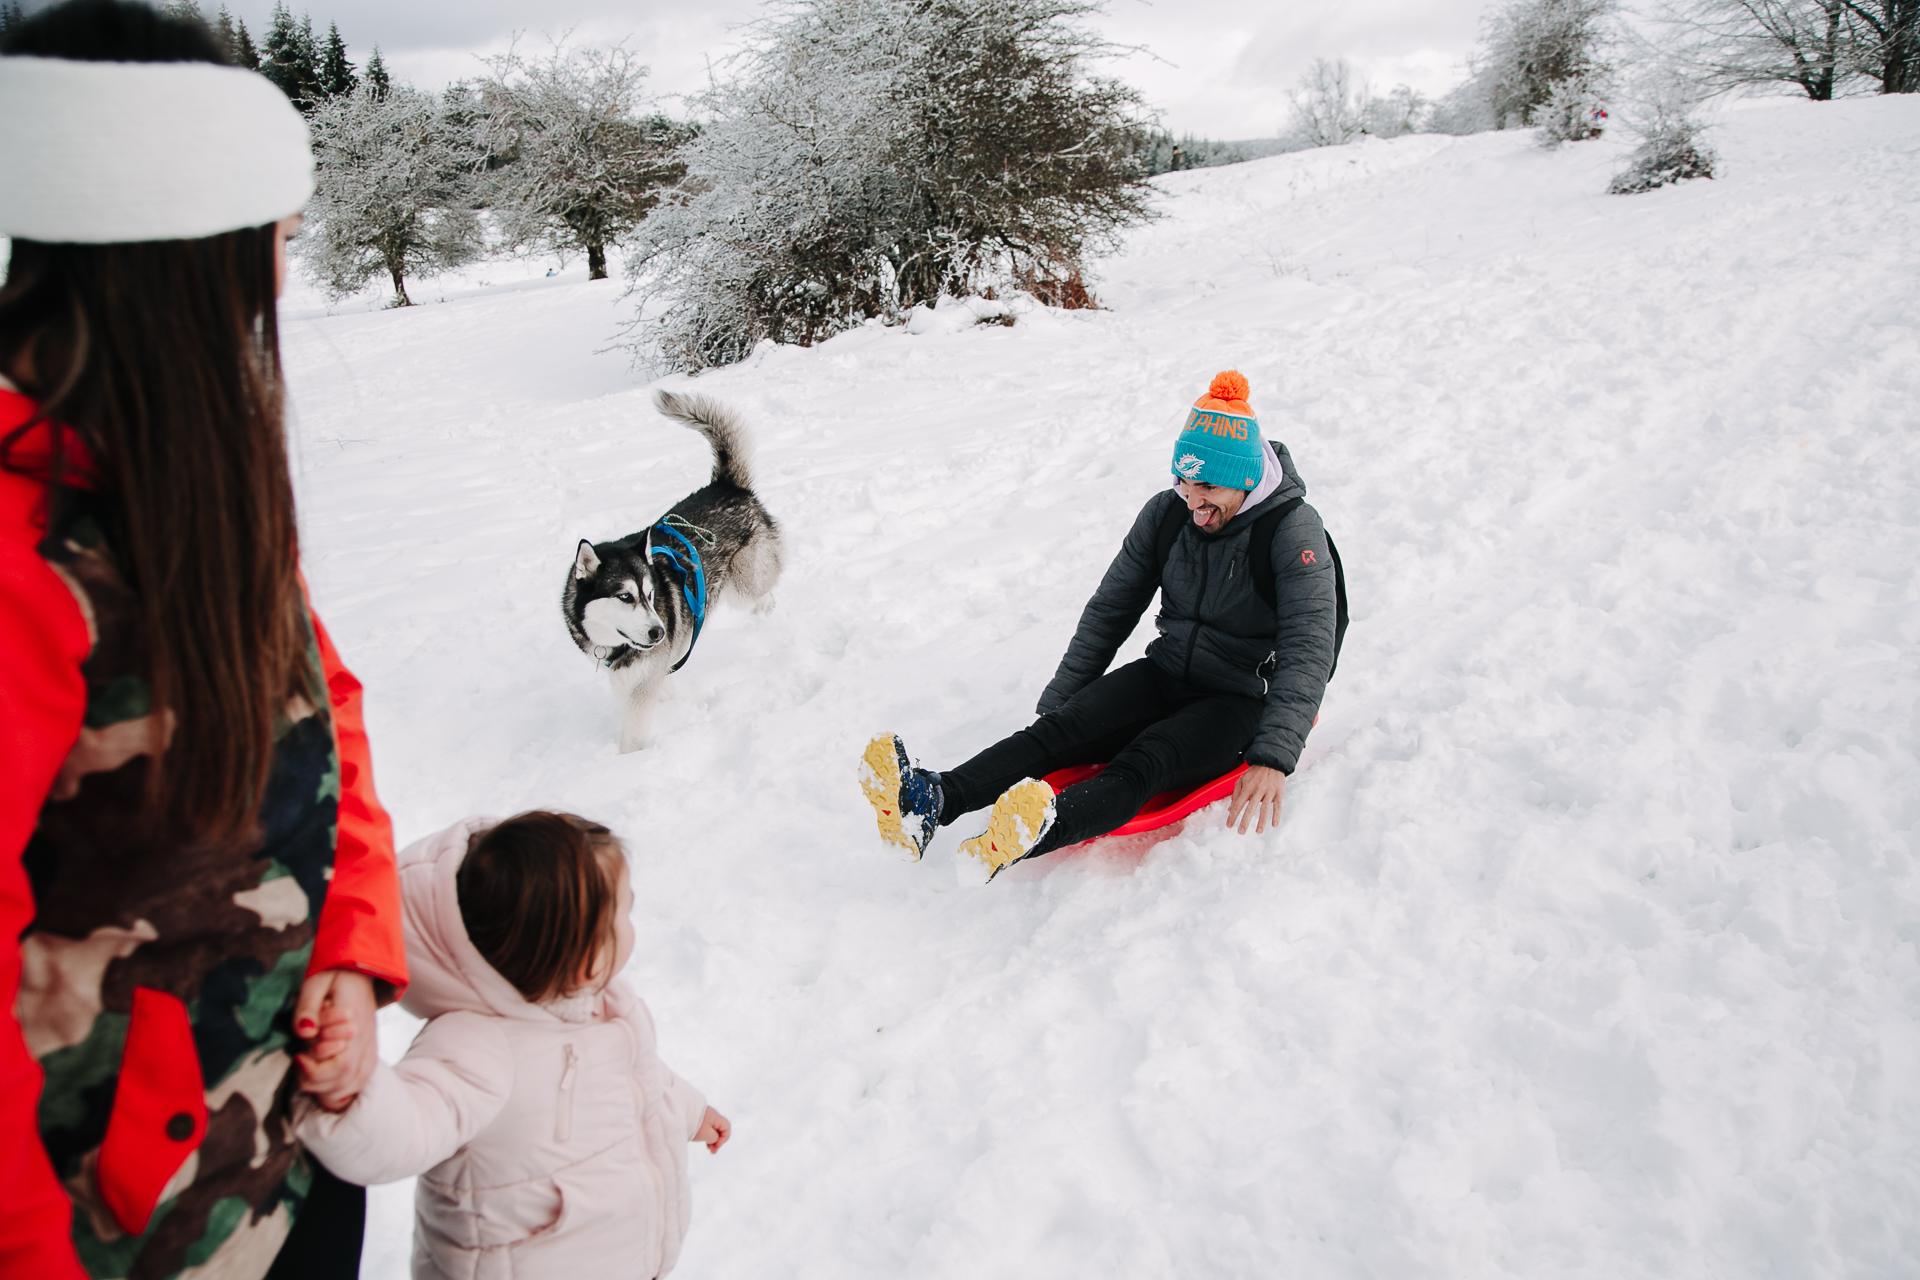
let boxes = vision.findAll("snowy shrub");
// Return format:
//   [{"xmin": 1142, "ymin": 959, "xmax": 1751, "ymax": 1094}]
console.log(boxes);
[
  {"xmin": 1533, "ymin": 76, "xmax": 1610, "ymax": 146},
  {"xmin": 621, "ymin": 0, "xmax": 1154, "ymax": 371},
  {"xmin": 1608, "ymin": 84, "xmax": 1717, "ymax": 193},
  {"xmin": 302, "ymin": 83, "xmax": 484, "ymax": 306},
  {"xmin": 476, "ymin": 43, "xmax": 694, "ymax": 281}
]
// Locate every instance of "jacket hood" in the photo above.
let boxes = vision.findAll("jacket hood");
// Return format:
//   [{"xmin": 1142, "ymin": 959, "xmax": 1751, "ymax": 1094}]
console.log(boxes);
[{"xmin": 396, "ymin": 817, "xmax": 617, "ymax": 1024}]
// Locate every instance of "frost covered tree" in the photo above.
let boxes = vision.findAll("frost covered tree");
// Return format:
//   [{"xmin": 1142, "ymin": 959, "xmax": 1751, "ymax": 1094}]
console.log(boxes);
[
  {"xmin": 623, "ymin": 0, "xmax": 1154, "ymax": 370},
  {"xmin": 1363, "ymin": 84, "xmax": 1435, "ymax": 136},
  {"xmin": 1284, "ymin": 58, "xmax": 1373, "ymax": 146},
  {"xmin": 477, "ymin": 43, "xmax": 693, "ymax": 280},
  {"xmin": 1663, "ymin": 0, "xmax": 1854, "ymax": 98},
  {"xmin": 0, "ymin": 3, "xmax": 23, "ymax": 38},
  {"xmin": 1845, "ymin": 0, "xmax": 1920, "ymax": 90},
  {"xmin": 1284, "ymin": 62, "xmax": 1431, "ymax": 147},
  {"xmin": 1458, "ymin": 0, "xmax": 1619, "ymax": 128},
  {"xmin": 302, "ymin": 83, "xmax": 483, "ymax": 306}
]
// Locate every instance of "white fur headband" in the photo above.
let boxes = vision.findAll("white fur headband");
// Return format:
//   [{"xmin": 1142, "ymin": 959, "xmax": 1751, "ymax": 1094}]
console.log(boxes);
[{"xmin": 0, "ymin": 56, "xmax": 314, "ymax": 243}]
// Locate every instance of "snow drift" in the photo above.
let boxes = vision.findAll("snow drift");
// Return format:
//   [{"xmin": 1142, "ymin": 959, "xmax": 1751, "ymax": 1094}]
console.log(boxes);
[{"xmin": 280, "ymin": 97, "xmax": 1920, "ymax": 1279}]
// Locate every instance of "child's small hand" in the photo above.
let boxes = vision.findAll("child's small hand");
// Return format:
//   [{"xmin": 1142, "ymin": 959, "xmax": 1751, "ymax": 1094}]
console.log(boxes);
[
  {"xmin": 294, "ymin": 969, "xmax": 378, "ymax": 1112},
  {"xmin": 695, "ymin": 1106, "xmax": 730, "ymax": 1153}
]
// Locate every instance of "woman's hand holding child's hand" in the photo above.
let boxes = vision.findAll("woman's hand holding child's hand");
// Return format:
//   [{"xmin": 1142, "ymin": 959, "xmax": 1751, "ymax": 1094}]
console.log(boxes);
[
  {"xmin": 695, "ymin": 1107, "xmax": 730, "ymax": 1153},
  {"xmin": 294, "ymin": 969, "xmax": 379, "ymax": 1112}
]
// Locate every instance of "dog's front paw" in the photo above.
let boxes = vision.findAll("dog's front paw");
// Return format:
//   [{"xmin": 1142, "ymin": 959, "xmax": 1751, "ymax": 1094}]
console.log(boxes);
[{"xmin": 752, "ymin": 594, "xmax": 777, "ymax": 616}]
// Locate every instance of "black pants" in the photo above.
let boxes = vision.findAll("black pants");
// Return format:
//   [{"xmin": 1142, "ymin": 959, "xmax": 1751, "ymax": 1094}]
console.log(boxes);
[
  {"xmin": 264, "ymin": 1160, "xmax": 365, "ymax": 1280},
  {"xmin": 939, "ymin": 658, "xmax": 1263, "ymax": 858}
]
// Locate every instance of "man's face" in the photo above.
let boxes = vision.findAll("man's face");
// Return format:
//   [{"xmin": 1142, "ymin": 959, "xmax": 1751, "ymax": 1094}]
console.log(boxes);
[{"xmin": 1176, "ymin": 476, "xmax": 1249, "ymax": 534}]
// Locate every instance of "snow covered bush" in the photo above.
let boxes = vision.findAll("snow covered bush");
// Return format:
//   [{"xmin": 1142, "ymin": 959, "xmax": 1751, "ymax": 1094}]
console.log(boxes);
[
  {"xmin": 1608, "ymin": 83, "xmax": 1717, "ymax": 193},
  {"xmin": 302, "ymin": 83, "xmax": 484, "ymax": 306},
  {"xmin": 1533, "ymin": 76, "xmax": 1609, "ymax": 145},
  {"xmin": 476, "ymin": 43, "xmax": 694, "ymax": 281},
  {"xmin": 621, "ymin": 0, "xmax": 1154, "ymax": 371}
]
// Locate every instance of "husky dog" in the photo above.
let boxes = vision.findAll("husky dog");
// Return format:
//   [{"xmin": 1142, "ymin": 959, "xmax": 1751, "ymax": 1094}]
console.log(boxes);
[{"xmin": 564, "ymin": 390, "xmax": 785, "ymax": 752}]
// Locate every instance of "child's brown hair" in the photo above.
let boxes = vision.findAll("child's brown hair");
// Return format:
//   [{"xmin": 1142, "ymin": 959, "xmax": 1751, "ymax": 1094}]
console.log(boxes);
[{"xmin": 456, "ymin": 811, "xmax": 623, "ymax": 1003}]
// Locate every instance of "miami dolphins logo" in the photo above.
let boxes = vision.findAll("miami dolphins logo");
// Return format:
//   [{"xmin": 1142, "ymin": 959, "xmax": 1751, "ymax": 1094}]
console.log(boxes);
[{"xmin": 1175, "ymin": 454, "xmax": 1205, "ymax": 479}]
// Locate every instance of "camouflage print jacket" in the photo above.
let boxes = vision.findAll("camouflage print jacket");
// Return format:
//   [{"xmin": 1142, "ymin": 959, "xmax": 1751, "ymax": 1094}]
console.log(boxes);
[{"xmin": 0, "ymin": 391, "xmax": 408, "ymax": 1280}]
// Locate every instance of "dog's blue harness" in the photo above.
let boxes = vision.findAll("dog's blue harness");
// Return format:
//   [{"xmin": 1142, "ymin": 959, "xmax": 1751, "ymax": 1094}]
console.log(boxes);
[{"xmin": 648, "ymin": 519, "xmax": 709, "ymax": 673}]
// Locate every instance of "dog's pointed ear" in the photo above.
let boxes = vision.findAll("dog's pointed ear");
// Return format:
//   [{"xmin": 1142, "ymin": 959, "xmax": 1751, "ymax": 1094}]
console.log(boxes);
[{"xmin": 574, "ymin": 540, "xmax": 601, "ymax": 580}]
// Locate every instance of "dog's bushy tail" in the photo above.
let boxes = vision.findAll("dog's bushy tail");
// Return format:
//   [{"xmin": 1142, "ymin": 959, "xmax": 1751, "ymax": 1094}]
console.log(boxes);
[{"xmin": 653, "ymin": 390, "xmax": 754, "ymax": 491}]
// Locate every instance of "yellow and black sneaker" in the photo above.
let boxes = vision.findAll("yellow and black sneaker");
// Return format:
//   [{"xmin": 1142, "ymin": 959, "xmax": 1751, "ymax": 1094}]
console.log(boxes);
[
  {"xmin": 956, "ymin": 778, "xmax": 1056, "ymax": 885},
  {"xmin": 859, "ymin": 733, "xmax": 943, "ymax": 860}
]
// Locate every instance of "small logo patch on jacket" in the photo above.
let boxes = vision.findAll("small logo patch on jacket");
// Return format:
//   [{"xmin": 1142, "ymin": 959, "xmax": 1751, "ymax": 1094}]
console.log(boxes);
[{"xmin": 1299, "ymin": 549, "xmax": 1317, "ymax": 566}]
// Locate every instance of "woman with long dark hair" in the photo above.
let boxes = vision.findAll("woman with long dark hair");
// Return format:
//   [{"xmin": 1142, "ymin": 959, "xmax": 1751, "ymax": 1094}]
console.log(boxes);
[{"xmin": 0, "ymin": 3, "xmax": 407, "ymax": 1276}]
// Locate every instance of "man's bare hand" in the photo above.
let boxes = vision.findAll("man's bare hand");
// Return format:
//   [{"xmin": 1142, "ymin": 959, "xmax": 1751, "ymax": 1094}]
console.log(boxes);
[{"xmin": 1226, "ymin": 765, "xmax": 1287, "ymax": 834}]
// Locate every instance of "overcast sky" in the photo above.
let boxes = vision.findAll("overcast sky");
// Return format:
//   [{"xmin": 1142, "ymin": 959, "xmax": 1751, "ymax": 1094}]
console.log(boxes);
[{"xmin": 180, "ymin": 0, "xmax": 1490, "ymax": 138}]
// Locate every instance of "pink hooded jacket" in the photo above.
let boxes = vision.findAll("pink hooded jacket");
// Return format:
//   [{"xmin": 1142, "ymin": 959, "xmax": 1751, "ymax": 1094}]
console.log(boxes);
[{"xmin": 295, "ymin": 818, "xmax": 708, "ymax": 1280}]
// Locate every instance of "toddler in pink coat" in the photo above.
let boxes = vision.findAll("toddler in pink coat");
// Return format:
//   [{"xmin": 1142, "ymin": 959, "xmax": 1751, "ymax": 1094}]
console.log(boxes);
[{"xmin": 296, "ymin": 812, "xmax": 728, "ymax": 1279}]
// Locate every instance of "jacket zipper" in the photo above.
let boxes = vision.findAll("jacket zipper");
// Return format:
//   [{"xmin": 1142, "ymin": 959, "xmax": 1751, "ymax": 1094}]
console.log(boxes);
[
  {"xmin": 556, "ymin": 1043, "xmax": 579, "ymax": 1142},
  {"xmin": 1182, "ymin": 537, "xmax": 1211, "ymax": 682}
]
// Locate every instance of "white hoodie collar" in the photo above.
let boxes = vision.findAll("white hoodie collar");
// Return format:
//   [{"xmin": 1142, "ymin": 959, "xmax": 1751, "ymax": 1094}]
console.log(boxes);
[{"xmin": 1171, "ymin": 438, "xmax": 1286, "ymax": 521}]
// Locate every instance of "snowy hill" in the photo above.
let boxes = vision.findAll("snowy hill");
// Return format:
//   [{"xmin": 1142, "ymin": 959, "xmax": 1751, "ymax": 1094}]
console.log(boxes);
[{"xmin": 281, "ymin": 97, "xmax": 1920, "ymax": 1280}]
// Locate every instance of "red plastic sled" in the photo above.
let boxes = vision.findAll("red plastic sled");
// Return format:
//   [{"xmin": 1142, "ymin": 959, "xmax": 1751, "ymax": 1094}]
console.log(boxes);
[{"xmin": 1040, "ymin": 762, "xmax": 1249, "ymax": 842}]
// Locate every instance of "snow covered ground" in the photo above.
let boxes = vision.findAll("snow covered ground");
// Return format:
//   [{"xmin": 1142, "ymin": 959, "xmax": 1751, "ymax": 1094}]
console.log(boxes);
[{"xmin": 279, "ymin": 98, "xmax": 1920, "ymax": 1279}]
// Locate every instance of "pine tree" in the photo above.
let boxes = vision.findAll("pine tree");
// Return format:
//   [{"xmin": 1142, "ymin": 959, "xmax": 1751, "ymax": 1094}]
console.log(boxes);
[
  {"xmin": 213, "ymin": 5, "xmax": 236, "ymax": 61},
  {"xmin": 294, "ymin": 13, "xmax": 323, "ymax": 106},
  {"xmin": 233, "ymin": 17, "xmax": 259, "ymax": 69},
  {"xmin": 0, "ymin": 2, "xmax": 24, "ymax": 38},
  {"xmin": 320, "ymin": 22, "xmax": 356, "ymax": 98},
  {"xmin": 364, "ymin": 47, "xmax": 391, "ymax": 99},
  {"xmin": 160, "ymin": 1, "xmax": 204, "ymax": 24},
  {"xmin": 262, "ymin": 4, "xmax": 321, "ymax": 111}
]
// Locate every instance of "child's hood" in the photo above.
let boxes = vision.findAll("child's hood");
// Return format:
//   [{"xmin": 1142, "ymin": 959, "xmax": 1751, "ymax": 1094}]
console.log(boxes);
[{"xmin": 396, "ymin": 816, "xmax": 592, "ymax": 1024}]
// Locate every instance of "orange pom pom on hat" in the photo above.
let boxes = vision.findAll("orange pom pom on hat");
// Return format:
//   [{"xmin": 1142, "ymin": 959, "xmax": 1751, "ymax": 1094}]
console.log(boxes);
[{"xmin": 1170, "ymin": 370, "xmax": 1264, "ymax": 490}]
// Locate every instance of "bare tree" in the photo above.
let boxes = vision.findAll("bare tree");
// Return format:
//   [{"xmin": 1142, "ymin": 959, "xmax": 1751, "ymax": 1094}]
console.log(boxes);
[
  {"xmin": 1663, "ymin": 0, "xmax": 1853, "ymax": 98},
  {"xmin": 1843, "ymin": 0, "xmax": 1920, "ymax": 91},
  {"xmin": 477, "ymin": 43, "xmax": 693, "ymax": 280},
  {"xmin": 302, "ymin": 83, "xmax": 484, "ymax": 306},
  {"xmin": 1284, "ymin": 58, "xmax": 1374, "ymax": 147}
]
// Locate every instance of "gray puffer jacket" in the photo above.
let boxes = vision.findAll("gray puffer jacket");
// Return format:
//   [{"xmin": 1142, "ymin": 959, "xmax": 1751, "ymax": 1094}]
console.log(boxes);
[{"xmin": 1038, "ymin": 441, "xmax": 1338, "ymax": 774}]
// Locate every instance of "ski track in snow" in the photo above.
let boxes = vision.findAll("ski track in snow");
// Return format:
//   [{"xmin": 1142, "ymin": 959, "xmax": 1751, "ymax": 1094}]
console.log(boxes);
[{"xmin": 279, "ymin": 99, "xmax": 1920, "ymax": 1279}]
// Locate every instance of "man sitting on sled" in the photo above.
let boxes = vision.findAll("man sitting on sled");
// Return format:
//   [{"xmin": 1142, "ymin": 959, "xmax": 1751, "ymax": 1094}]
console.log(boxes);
[{"xmin": 861, "ymin": 370, "xmax": 1343, "ymax": 883}]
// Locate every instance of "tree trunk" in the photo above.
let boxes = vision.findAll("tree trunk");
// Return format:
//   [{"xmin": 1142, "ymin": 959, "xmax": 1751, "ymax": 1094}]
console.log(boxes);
[
  {"xmin": 588, "ymin": 242, "xmax": 607, "ymax": 280},
  {"xmin": 388, "ymin": 261, "xmax": 411, "ymax": 307},
  {"xmin": 1885, "ymin": 0, "xmax": 1919, "ymax": 91}
]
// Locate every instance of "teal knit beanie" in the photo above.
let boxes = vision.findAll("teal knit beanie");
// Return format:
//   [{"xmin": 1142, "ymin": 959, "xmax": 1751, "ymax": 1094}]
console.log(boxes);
[{"xmin": 1170, "ymin": 370, "xmax": 1264, "ymax": 490}]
